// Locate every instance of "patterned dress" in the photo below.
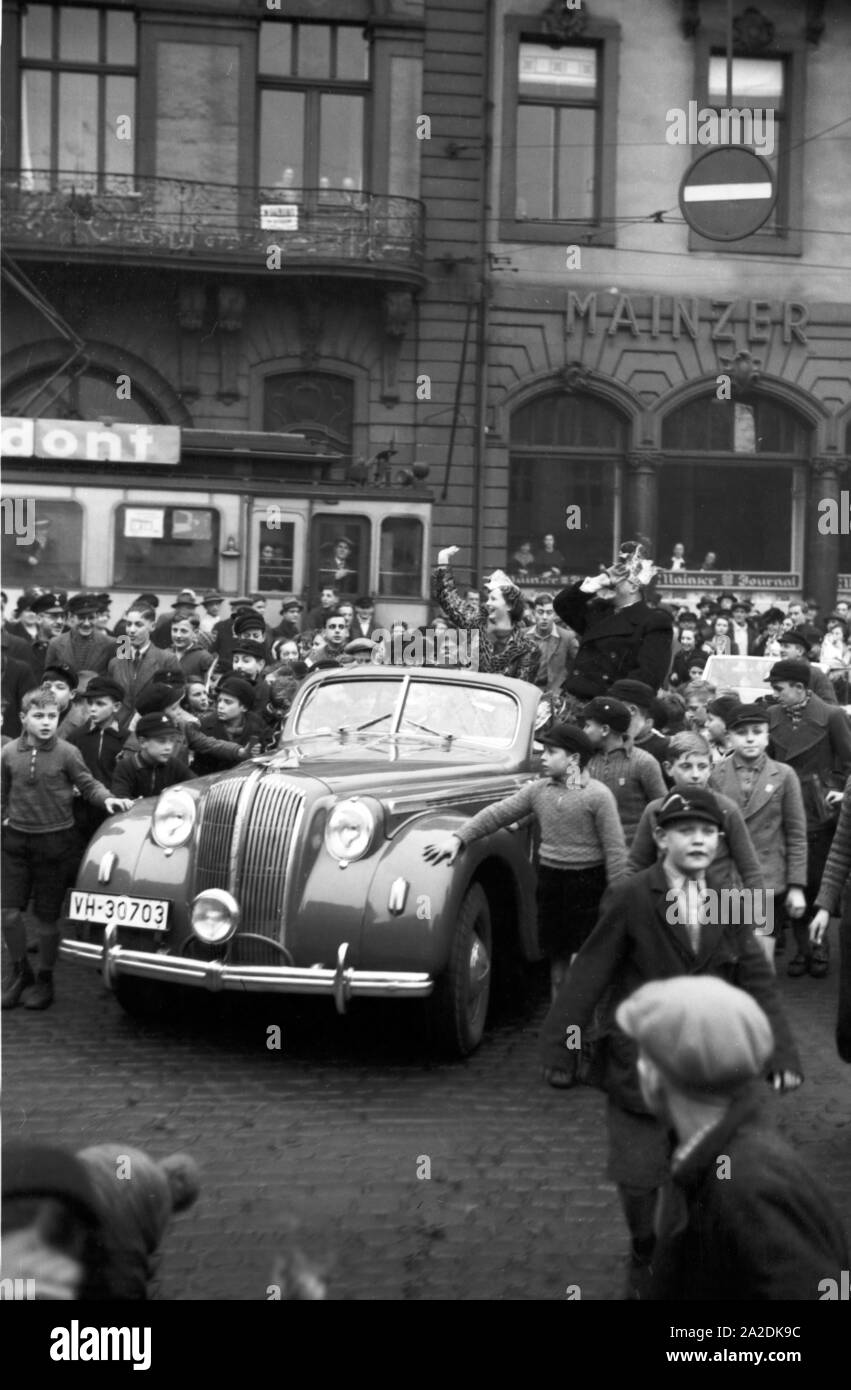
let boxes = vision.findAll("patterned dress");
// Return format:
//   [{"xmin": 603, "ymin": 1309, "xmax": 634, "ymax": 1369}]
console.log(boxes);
[{"xmin": 431, "ymin": 565, "xmax": 540, "ymax": 683}]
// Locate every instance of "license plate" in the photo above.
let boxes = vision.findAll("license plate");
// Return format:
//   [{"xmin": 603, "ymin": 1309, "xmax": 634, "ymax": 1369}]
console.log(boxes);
[{"xmin": 69, "ymin": 891, "xmax": 169, "ymax": 929}]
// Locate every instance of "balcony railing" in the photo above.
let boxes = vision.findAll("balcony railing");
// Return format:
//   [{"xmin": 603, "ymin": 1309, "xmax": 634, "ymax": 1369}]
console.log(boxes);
[{"xmin": 1, "ymin": 170, "xmax": 426, "ymax": 279}]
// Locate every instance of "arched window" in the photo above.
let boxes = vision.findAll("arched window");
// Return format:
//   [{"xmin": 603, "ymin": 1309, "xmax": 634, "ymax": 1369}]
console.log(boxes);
[
  {"xmin": 659, "ymin": 392, "xmax": 811, "ymax": 574},
  {"xmin": 3, "ymin": 365, "xmax": 166, "ymax": 423},
  {"xmin": 509, "ymin": 390, "xmax": 627, "ymax": 577}
]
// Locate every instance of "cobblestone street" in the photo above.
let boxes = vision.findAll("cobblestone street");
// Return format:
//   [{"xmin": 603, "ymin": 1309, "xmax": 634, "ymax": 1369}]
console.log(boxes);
[{"xmin": 5, "ymin": 948, "xmax": 850, "ymax": 1301}]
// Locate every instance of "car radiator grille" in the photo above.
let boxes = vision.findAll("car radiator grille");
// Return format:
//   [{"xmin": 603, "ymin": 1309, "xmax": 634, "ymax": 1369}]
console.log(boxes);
[{"xmin": 193, "ymin": 772, "xmax": 306, "ymax": 944}]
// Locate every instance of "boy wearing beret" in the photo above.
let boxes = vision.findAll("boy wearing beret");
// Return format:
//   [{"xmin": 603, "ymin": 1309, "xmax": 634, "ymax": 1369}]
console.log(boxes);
[
  {"xmin": 618, "ymin": 976, "xmax": 848, "ymax": 1300},
  {"xmin": 424, "ymin": 723, "xmax": 628, "ymax": 999},
  {"xmin": 766, "ymin": 658, "xmax": 851, "ymax": 978},
  {"xmin": 65, "ymin": 676, "xmax": 129, "ymax": 842},
  {"xmin": 2, "ymin": 690, "xmax": 132, "ymax": 1010},
  {"xmin": 41, "ymin": 662, "xmax": 86, "ymax": 740},
  {"xmin": 539, "ymin": 786, "xmax": 801, "ymax": 1298}
]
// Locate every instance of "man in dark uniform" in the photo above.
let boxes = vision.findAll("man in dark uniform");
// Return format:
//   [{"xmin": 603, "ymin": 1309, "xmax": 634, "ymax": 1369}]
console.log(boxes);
[{"xmin": 554, "ymin": 543, "xmax": 673, "ymax": 704}]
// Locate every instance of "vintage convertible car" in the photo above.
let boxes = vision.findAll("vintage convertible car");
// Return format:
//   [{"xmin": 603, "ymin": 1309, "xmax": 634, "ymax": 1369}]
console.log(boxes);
[{"xmin": 60, "ymin": 667, "xmax": 547, "ymax": 1055}]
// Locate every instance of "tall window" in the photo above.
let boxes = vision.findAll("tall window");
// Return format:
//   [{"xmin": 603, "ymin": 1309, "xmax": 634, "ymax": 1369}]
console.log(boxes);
[
  {"xmin": 258, "ymin": 21, "xmax": 369, "ymax": 201},
  {"xmin": 707, "ymin": 56, "xmax": 786, "ymax": 231},
  {"xmin": 515, "ymin": 44, "xmax": 598, "ymax": 221},
  {"xmin": 659, "ymin": 394, "xmax": 809, "ymax": 572},
  {"xmin": 19, "ymin": 4, "xmax": 137, "ymax": 191},
  {"xmin": 509, "ymin": 392, "xmax": 627, "ymax": 575},
  {"xmin": 500, "ymin": 16, "xmax": 620, "ymax": 245}
]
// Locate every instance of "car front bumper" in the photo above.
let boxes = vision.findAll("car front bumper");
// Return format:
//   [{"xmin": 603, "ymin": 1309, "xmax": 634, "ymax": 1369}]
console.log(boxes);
[{"xmin": 60, "ymin": 928, "xmax": 434, "ymax": 1014}]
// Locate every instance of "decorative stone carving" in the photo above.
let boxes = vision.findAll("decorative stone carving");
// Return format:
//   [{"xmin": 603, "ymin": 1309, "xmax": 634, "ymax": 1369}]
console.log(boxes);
[
  {"xmin": 626, "ymin": 452, "xmax": 662, "ymax": 473},
  {"xmin": 540, "ymin": 0, "xmax": 589, "ymax": 44},
  {"xmin": 717, "ymin": 348, "xmax": 762, "ymax": 391},
  {"xmin": 733, "ymin": 6, "xmax": 775, "ymax": 53},
  {"xmin": 177, "ymin": 284, "xmax": 207, "ymax": 401},
  {"xmin": 381, "ymin": 288, "xmax": 415, "ymax": 403},
  {"xmin": 557, "ymin": 362, "xmax": 592, "ymax": 394},
  {"xmin": 216, "ymin": 285, "xmax": 245, "ymax": 404}
]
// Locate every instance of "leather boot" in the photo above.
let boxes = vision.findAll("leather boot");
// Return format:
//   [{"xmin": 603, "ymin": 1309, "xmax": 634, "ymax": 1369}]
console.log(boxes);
[
  {"xmin": 1, "ymin": 959, "xmax": 36, "ymax": 1009},
  {"xmin": 22, "ymin": 970, "xmax": 55, "ymax": 1010}
]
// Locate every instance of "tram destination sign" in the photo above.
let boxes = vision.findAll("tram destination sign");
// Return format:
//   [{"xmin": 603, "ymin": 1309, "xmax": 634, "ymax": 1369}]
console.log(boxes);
[{"xmin": 1, "ymin": 418, "xmax": 181, "ymax": 466}]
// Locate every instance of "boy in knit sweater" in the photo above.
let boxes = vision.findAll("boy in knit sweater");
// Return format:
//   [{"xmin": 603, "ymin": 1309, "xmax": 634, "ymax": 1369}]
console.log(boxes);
[
  {"xmin": 582, "ymin": 696, "xmax": 667, "ymax": 842},
  {"xmin": 423, "ymin": 722, "xmax": 627, "ymax": 999},
  {"xmin": 1, "ymin": 690, "xmax": 132, "ymax": 1011}
]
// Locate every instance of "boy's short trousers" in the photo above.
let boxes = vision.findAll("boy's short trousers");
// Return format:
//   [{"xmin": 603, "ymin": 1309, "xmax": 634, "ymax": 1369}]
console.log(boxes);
[
  {"xmin": 536, "ymin": 862, "xmax": 608, "ymax": 957},
  {"xmin": 1, "ymin": 826, "xmax": 80, "ymax": 922},
  {"xmin": 605, "ymin": 1100, "xmax": 674, "ymax": 1189}
]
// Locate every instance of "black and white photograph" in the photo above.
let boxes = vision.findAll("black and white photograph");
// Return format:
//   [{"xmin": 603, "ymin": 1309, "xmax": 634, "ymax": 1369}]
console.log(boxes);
[{"xmin": 1, "ymin": 0, "xmax": 850, "ymax": 1351}]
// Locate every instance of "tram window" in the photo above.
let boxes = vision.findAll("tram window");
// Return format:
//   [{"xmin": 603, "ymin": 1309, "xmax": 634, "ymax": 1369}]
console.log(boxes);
[
  {"xmin": 1, "ymin": 498, "xmax": 82, "ymax": 587},
  {"xmin": 114, "ymin": 505, "xmax": 219, "ymax": 589},
  {"xmin": 310, "ymin": 516, "xmax": 368, "ymax": 599},
  {"xmin": 258, "ymin": 518, "xmax": 295, "ymax": 591},
  {"xmin": 379, "ymin": 518, "xmax": 423, "ymax": 597}
]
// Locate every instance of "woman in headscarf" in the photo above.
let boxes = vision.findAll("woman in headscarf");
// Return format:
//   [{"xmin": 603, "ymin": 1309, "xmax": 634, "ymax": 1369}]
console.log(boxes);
[{"xmin": 431, "ymin": 545, "xmax": 539, "ymax": 682}]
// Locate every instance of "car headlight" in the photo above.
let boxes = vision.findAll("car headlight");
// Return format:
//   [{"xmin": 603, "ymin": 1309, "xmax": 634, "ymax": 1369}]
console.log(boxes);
[
  {"xmin": 191, "ymin": 889, "xmax": 239, "ymax": 945},
  {"xmin": 151, "ymin": 787, "xmax": 197, "ymax": 848},
  {"xmin": 324, "ymin": 798, "xmax": 383, "ymax": 863}
]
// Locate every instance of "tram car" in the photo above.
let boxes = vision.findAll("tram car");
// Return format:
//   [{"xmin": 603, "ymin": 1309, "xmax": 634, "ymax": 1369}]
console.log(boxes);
[{"xmin": 0, "ymin": 418, "xmax": 433, "ymax": 629}]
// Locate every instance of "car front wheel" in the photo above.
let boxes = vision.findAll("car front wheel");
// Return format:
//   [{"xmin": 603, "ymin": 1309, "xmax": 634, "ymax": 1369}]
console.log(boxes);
[{"xmin": 426, "ymin": 883, "xmax": 492, "ymax": 1057}]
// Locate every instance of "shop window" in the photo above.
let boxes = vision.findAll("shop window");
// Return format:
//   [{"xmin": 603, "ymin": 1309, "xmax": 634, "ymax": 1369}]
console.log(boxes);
[
  {"xmin": 662, "ymin": 395, "xmax": 808, "ymax": 453},
  {"xmin": 379, "ymin": 518, "xmax": 423, "ymax": 597},
  {"xmin": 257, "ymin": 519, "xmax": 295, "ymax": 592},
  {"xmin": 19, "ymin": 4, "xmax": 137, "ymax": 192},
  {"xmin": 1, "ymin": 497, "xmax": 82, "ymax": 587},
  {"xmin": 689, "ymin": 34, "xmax": 806, "ymax": 256},
  {"xmin": 509, "ymin": 391, "xmax": 626, "ymax": 575},
  {"xmin": 114, "ymin": 506, "xmax": 219, "ymax": 590},
  {"xmin": 258, "ymin": 21, "xmax": 369, "ymax": 204},
  {"xmin": 309, "ymin": 516, "xmax": 369, "ymax": 601},
  {"xmin": 500, "ymin": 15, "xmax": 620, "ymax": 245}
]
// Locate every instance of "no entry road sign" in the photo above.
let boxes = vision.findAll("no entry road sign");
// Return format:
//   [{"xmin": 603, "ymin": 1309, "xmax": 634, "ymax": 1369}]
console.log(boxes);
[{"xmin": 679, "ymin": 146, "xmax": 777, "ymax": 241}]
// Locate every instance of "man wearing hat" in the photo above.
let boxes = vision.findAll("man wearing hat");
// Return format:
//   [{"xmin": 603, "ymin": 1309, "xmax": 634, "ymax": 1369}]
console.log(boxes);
[
  {"xmin": 45, "ymin": 592, "xmax": 117, "ymax": 676},
  {"xmin": 618, "ymin": 977, "xmax": 849, "ymax": 1300},
  {"xmin": 552, "ymin": 543, "xmax": 674, "ymax": 705},
  {"xmin": 342, "ymin": 637, "xmax": 380, "ymax": 666},
  {"xmin": 111, "ymin": 712, "xmax": 192, "ymax": 799},
  {"xmin": 151, "ymin": 589, "xmax": 211, "ymax": 651},
  {"xmin": 539, "ymin": 785, "xmax": 801, "ymax": 1298},
  {"xmin": 10, "ymin": 592, "xmax": 66, "ymax": 682},
  {"xmin": 775, "ymin": 626, "xmax": 837, "ymax": 703},
  {"xmin": 273, "ymin": 594, "xmax": 305, "ymax": 642},
  {"xmin": 424, "ymin": 722, "xmax": 627, "ymax": 1000},
  {"xmin": 198, "ymin": 589, "xmax": 224, "ymax": 637},
  {"xmin": 767, "ymin": 658, "xmax": 851, "ymax": 978},
  {"xmin": 710, "ymin": 704, "xmax": 808, "ymax": 967},
  {"xmin": 582, "ymin": 696, "xmax": 666, "ymax": 841},
  {"xmin": 729, "ymin": 597, "xmax": 756, "ymax": 656}
]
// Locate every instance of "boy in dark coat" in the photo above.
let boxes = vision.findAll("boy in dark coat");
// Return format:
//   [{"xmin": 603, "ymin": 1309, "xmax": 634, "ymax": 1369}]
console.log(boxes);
[
  {"xmin": 65, "ymin": 675, "xmax": 129, "ymax": 844},
  {"xmin": 767, "ymin": 658, "xmax": 851, "ymax": 978},
  {"xmin": 539, "ymin": 787, "xmax": 802, "ymax": 1298},
  {"xmin": 809, "ymin": 774, "xmax": 851, "ymax": 1062},
  {"xmin": 617, "ymin": 976, "xmax": 848, "ymax": 1300},
  {"xmin": 111, "ymin": 713, "xmax": 192, "ymax": 800}
]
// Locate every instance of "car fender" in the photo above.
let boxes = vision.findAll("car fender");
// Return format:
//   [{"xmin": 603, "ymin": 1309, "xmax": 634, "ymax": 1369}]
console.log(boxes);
[{"xmin": 358, "ymin": 810, "xmax": 539, "ymax": 974}]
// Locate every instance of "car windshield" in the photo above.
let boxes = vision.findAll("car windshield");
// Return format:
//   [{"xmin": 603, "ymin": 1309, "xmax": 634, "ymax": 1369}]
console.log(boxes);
[
  {"xmin": 702, "ymin": 654, "xmax": 775, "ymax": 699},
  {"xmin": 292, "ymin": 676, "xmax": 520, "ymax": 748}
]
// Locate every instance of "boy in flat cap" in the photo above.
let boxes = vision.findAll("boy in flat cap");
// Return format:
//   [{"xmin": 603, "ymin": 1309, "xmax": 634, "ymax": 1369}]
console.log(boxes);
[
  {"xmin": 45, "ymin": 592, "xmax": 117, "ymax": 676},
  {"xmin": 768, "ymin": 657, "xmax": 851, "ymax": 978},
  {"xmin": 618, "ymin": 976, "xmax": 848, "ymax": 1300},
  {"xmin": 2, "ymin": 689, "xmax": 132, "ymax": 1010},
  {"xmin": 775, "ymin": 627, "xmax": 837, "ymax": 703},
  {"xmin": 582, "ymin": 696, "xmax": 666, "ymax": 841},
  {"xmin": 424, "ymin": 723, "xmax": 628, "ymax": 999},
  {"xmin": 710, "ymin": 704, "xmax": 808, "ymax": 967},
  {"xmin": 41, "ymin": 662, "xmax": 86, "ymax": 740},
  {"xmin": 65, "ymin": 676, "xmax": 129, "ymax": 842},
  {"xmin": 540, "ymin": 785, "xmax": 801, "ymax": 1298},
  {"xmin": 608, "ymin": 679, "xmax": 669, "ymax": 770}
]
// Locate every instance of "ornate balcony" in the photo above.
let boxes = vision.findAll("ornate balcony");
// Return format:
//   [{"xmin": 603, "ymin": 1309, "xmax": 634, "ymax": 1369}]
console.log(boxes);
[{"xmin": 1, "ymin": 171, "xmax": 426, "ymax": 285}]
